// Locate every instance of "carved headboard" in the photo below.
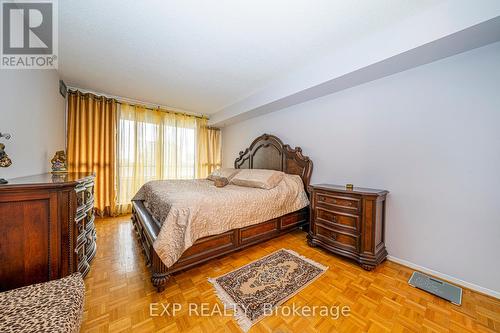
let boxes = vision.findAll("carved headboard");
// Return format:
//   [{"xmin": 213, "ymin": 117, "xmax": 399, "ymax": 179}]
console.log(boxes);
[{"xmin": 234, "ymin": 134, "xmax": 313, "ymax": 192}]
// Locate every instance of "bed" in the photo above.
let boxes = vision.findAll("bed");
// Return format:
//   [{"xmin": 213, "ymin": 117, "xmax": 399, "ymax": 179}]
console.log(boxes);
[{"xmin": 131, "ymin": 134, "xmax": 313, "ymax": 292}]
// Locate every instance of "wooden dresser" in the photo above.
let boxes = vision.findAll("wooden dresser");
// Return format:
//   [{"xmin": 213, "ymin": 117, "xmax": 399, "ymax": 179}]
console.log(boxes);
[
  {"xmin": 0, "ymin": 173, "xmax": 96, "ymax": 291},
  {"xmin": 307, "ymin": 184, "xmax": 388, "ymax": 270}
]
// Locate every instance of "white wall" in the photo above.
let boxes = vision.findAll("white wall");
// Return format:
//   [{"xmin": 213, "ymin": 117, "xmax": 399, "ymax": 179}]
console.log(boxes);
[
  {"xmin": 0, "ymin": 70, "xmax": 65, "ymax": 179},
  {"xmin": 222, "ymin": 42, "xmax": 500, "ymax": 295}
]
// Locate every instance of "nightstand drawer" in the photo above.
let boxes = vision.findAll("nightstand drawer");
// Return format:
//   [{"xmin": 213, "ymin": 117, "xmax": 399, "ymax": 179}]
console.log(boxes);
[
  {"xmin": 316, "ymin": 208, "xmax": 359, "ymax": 233},
  {"xmin": 315, "ymin": 224, "xmax": 358, "ymax": 252},
  {"xmin": 316, "ymin": 192, "xmax": 360, "ymax": 211}
]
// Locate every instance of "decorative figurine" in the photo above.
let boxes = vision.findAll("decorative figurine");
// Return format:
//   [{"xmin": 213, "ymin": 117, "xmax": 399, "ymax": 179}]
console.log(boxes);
[
  {"xmin": 346, "ymin": 183, "xmax": 354, "ymax": 190},
  {"xmin": 0, "ymin": 143, "xmax": 12, "ymax": 168},
  {"xmin": 0, "ymin": 132, "xmax": 12, "ymax": 184},
  {"xmin": 51, "ymin": 150, "xmax": 68, "ymax": 173}
]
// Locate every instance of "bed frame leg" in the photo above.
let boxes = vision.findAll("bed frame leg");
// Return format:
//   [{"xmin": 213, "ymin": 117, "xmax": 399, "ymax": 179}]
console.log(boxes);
[{"xmin": 152, "ymin": 273, "xmax": 170, "ymax": 292}]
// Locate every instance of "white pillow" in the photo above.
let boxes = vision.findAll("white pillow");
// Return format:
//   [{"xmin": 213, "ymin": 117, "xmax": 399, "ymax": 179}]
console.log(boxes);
[
  {"xmin": 207, "ymin": 168, "xmax": 240, "ymax": 181},
  {"xmin": 230, "ymin": 169, "xmax": 285, "ymax": 190}
]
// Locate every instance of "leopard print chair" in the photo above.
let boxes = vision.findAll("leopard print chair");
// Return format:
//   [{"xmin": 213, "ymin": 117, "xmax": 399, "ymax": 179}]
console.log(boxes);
[{"xmin": 0, "ymin": 273, "xmax": 85, "ymax": 333}]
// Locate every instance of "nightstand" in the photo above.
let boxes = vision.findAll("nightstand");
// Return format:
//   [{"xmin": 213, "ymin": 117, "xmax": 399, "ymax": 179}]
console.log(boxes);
[{"xmin": 307, "ymin": 184, "xmax": 389, "ymax": 270}]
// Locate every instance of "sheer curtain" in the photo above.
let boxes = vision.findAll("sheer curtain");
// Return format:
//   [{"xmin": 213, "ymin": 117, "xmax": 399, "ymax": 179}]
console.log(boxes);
[
  {"xmin": 116, "ymin": 104, "xmax": 200, "ymax": 214},
  {"xmin": 196, "ymin": 119, "xmax": 222, "ymax": 178}
]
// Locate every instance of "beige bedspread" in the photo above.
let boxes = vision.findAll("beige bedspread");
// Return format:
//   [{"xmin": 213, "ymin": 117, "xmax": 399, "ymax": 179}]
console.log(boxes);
[{"xmin": 132, "ymin": 174, "xmax": 309, "ymax": 268}]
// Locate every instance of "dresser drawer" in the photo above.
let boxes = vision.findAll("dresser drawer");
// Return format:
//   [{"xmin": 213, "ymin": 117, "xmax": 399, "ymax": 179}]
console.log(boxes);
[
  {"xmin": 315, "ymin": 207, "xmax": 359, "ymax": 234},
  {"xmin": 76, "ymin": 187, "xmax": 86, "ymax": 212},
  {"xmin": 316, "ymin": 192, "xmax": 360, "ymax": 211},
  {"xmin": 314, "ymin": 224, "xmax": 358, "ymax": 252},
  {"xmin": 84, "ymin": 185, "xmax": 94, "ymax": 205}
]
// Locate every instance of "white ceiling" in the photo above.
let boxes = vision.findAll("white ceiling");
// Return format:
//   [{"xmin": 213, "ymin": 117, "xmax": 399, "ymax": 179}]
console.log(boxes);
[{"xmin": 59, "ymin": 0, "xmax": 441, "ymax": 114}]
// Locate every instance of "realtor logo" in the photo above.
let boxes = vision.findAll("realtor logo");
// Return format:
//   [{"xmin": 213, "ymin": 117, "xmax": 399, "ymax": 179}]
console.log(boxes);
[{"xmin": 1, "ymin": 0, "xmax": 58, "ymax": 69}]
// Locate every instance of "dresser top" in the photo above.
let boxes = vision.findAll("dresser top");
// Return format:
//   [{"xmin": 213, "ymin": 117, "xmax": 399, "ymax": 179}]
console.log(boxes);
[
  {"xmin": 310, "ymin": 184, "xmax": 388, "ymax": 196},
  {"xmin": 1, "ymin": 172, "xmax": 95, "ymax": 189}
]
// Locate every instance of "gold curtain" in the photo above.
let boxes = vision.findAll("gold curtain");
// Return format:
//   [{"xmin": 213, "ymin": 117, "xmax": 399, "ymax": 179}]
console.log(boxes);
[
  {"xmin": 116, "ymin": 104, "xmax": 200, "ymax": 214},
  {"xmin": 196, "ymin": 119, "xmax": 222, "ymax": 178},
  {"xmin": 67, "ymin": 91, "xmax": 118, "ymax": 216}
]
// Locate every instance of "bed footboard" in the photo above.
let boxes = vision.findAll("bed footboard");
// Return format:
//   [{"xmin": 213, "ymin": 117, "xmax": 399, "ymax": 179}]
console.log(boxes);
[{"xmin": 131, "ymin": 200, "xmax": 308, "ymax": 292}]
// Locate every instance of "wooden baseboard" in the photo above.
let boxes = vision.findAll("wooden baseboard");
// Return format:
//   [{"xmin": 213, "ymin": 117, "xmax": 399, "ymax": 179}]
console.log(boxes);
[{"xmin": 387, "ymin": 255, "xmax": 500, "ymax": 300}]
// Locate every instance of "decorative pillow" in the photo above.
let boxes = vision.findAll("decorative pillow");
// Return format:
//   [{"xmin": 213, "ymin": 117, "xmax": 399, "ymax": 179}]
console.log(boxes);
[
  {"xmin": 214, "ymin": 177, "xmax": 229, "ymax": 188},
  {"xmin": 207, "ymin": 168, "xmax": 240, "ymax": 181},
  {"xmin": 230, "ymin": 169, "xmax": 285, "ymax": 190}
]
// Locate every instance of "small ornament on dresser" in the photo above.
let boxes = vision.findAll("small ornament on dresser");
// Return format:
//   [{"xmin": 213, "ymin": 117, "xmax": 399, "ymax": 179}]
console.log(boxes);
[
  {"xmin": 0, "ymin": 132, "xmax": 12, "ymax": 184},
  {"xmin": 0, "ymin": 143, "xmax": 12, "ymax": 168},
  {"xmin": 51, "ymin": 150, "xmax": 68, "ymax": 173},
  {"xmin": 346, "ymin": 183, "xmax": 354, "ymax": 190}
]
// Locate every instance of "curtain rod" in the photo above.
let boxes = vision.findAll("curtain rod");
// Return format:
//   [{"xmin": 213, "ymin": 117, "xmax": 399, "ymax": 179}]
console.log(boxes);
[
  {"xmin": 67, "ymin": 89, "xmax": 208, "ymax": 121},
  {"xmin": 115, "ymin": 100, "xmax": 208, "ymax": 120}
]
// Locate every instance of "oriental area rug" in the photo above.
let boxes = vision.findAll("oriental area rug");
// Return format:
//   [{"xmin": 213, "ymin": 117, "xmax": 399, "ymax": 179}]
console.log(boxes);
[{"xmin": 208, "ymin": 249, "xmax": 328, "ymax": 332}]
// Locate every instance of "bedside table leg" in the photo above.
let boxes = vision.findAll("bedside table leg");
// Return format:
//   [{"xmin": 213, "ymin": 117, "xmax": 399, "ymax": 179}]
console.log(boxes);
[
  {"xmin": 361, "ymin": 264, "xmax": 375, "ymax": 271},
  {"xmin": 306, "ymin": 234, "xmax": 317, "ymax": 247}
]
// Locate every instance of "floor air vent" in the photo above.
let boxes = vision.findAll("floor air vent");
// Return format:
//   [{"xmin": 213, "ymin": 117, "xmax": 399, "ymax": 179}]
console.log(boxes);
[{"xmin": 408, "ymin": 271, "xmax": 462, "ymax": 305}]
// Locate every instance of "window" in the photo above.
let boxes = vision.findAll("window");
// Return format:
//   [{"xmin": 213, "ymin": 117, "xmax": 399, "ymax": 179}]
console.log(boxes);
[{"xmin": 116, "ymin": 105, "xmax": 197, "ymax": 208}]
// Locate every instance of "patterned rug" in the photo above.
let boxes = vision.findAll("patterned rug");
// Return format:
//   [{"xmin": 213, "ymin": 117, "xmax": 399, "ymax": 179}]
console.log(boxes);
[{"xmin": 208, "ymin": 249, "xmax": 328, "ymax": 332}]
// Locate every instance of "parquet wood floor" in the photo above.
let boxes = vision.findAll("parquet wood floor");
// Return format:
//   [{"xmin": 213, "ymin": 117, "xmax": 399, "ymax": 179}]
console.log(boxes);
[{"xmin": 81, "ymin": 216, "xmax": 500, "ymax": 333}]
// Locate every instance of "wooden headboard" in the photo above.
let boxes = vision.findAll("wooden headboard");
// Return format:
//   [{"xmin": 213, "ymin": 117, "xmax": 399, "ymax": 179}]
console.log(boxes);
[{"xmin": 234, "ymin": 134, "xmax": 313, "ymax": 192}]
